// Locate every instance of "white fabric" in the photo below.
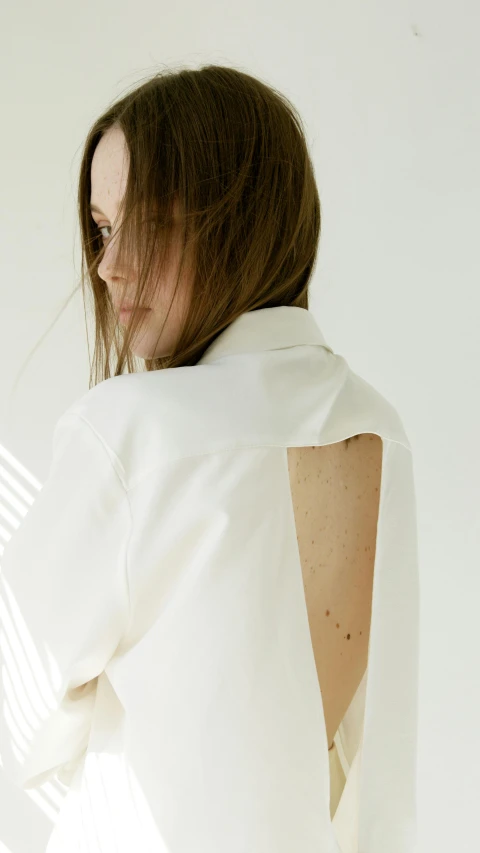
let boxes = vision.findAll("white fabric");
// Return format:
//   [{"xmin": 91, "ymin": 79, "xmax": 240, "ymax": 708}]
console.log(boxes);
[{"xmin": 0, "ymin": 305, "xmax": 420, "ymax": 853}]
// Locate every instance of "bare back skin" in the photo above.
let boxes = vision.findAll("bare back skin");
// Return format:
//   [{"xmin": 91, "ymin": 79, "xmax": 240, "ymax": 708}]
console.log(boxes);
[{"xmin": 287, "ymin": 434, "xmax": 383, "ymax": 752}]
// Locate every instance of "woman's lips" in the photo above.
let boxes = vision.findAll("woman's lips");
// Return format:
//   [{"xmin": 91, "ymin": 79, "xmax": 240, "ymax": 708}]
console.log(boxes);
[{"xmin": 119, "ymin": 307, "xmax": 150, "ymax": 322}]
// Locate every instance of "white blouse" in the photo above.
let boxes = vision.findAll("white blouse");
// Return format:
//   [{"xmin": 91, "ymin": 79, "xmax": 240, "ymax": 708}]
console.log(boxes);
[{"xmin": 0, "ymin": 305, "xmax": 419, "ymax": 853}]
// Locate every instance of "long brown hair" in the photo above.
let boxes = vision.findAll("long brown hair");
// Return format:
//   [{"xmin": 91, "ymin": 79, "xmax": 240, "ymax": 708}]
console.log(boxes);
[{"xmin": 15, "ymin": 64, "xmax": 323, "ymax": 396}]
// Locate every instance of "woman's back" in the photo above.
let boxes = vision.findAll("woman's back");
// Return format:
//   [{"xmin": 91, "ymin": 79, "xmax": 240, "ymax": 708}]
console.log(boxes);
[
  {"xmin": 0, "ymin": 306, "xmax": 419, "ymax": 853},
  {"xmin": 287, "ymin": 434, "xmax": 383, "ymax": 816}
]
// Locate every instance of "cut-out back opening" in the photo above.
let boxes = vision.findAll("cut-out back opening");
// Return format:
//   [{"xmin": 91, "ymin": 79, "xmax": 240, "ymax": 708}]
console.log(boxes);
[{"xmin": 285, "ymin": 434, "xmax": 383, "ymax": 821}]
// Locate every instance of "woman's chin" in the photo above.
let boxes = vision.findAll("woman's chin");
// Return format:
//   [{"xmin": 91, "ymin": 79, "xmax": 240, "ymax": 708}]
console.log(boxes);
[{"xmin": 128, "ymin": 334, "xmax": 171, "ymax": 360}]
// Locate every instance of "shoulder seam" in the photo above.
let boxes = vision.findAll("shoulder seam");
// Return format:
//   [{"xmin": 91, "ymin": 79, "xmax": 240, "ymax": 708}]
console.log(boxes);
[
  {"xmin": 54, "ymin": 411, "xmax": 133, "ymax": 637},
  {"xmin": 56, "ymin": 411, "xmax": 129, "ymax": 492}
]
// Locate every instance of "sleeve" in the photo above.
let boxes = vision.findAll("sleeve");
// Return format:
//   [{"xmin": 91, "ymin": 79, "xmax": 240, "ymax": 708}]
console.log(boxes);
[{"xmin": 0, "ymin": 412, "xmax": 132, "ymax": 790}]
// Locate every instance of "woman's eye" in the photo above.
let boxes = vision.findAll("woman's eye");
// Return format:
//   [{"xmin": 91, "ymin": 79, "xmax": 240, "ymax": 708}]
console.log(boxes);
[{"xmin": 97, "ymin": 225, "xmax": 111, "ymax": 241}]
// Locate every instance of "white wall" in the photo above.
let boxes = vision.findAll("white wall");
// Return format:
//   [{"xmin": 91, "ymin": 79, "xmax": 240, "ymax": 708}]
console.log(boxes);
[{"xmin": 1, "ymin": 1, "xmax": 479, "ymax": 851}]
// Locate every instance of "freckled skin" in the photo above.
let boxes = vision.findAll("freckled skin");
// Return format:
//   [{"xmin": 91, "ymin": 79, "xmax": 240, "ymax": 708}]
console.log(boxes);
[{"xmin": 287, "ymin": 434, "xmax": 382, "ymax": 753}]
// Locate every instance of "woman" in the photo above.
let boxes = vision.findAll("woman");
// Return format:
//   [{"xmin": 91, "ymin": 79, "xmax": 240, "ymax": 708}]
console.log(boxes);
[{"xmin": 0, "ymin": 65, "xmax": 419, "ymax": 853}]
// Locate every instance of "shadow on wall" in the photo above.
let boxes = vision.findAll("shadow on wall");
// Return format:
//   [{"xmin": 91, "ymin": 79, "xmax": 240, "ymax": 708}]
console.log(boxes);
[{"xmin": 0, "ymin": 441, "xmax": 66, "ymax": 853}]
